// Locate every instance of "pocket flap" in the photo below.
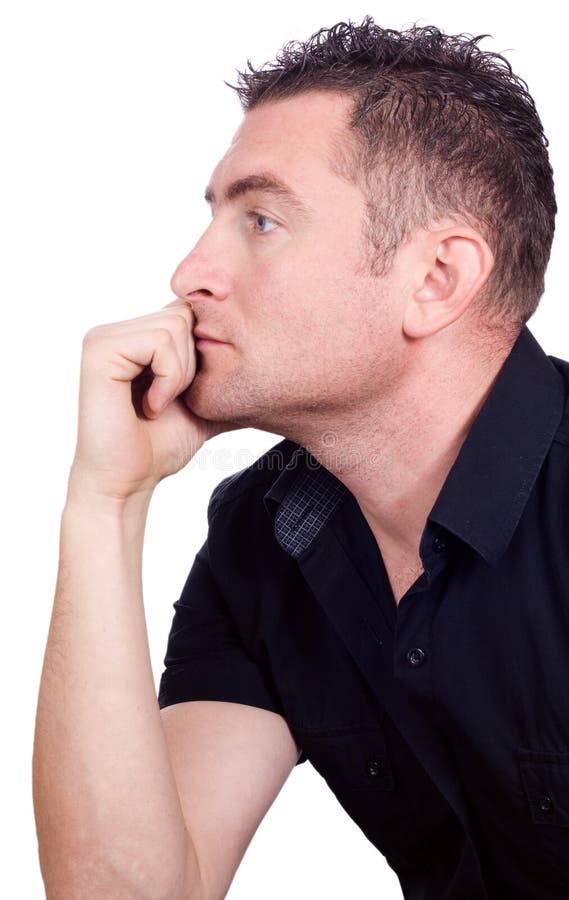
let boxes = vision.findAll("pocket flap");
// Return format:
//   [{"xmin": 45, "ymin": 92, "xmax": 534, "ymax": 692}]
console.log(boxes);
[
  {"xmin": 519, "ymin": 749, "xmax": 569, "ymax": 827},
  {"xmin": 298, "ymin": 724, "xmax": 395, "ymax": 792}
]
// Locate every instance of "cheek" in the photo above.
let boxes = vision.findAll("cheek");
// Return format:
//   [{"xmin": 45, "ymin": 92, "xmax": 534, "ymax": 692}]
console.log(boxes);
[
  {"xmin": 245, "ymin": 263, "xmax": 308, "ymax": 331},
  {"xmin": 248, "ymin": 247, "xmax": 379, "ymax": 352}
]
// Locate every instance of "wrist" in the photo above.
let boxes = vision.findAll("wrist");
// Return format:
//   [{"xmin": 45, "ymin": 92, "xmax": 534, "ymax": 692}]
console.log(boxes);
[{"xmin": 65, "ymin": 468, "xmax": 155, "ymax": 521}]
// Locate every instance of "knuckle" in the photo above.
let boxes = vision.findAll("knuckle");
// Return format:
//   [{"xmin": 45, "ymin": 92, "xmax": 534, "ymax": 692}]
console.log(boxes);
[
  {"xmin": 82, "ymin": 325, "xmax": 102, "ymax": 346},
  {"xmin": 81, "ymin": 326, "xmax": 108, "ymax": 356},
  {"xmin": 162, "ymin": 353, "xmax": 182, "ymax": 378},
  {"xmin": 155, "ymin": 326, "xmax": 176, "ymax": 345},
  {"xmin": 169, "ymin": 313, "xmax": 191, "ymax": 336}
]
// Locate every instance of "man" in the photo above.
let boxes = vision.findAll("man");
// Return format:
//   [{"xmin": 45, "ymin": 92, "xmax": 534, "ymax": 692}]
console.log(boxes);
[{"xmin": 33, "ymin": 16, "xmax": 567, "ymax": 900}]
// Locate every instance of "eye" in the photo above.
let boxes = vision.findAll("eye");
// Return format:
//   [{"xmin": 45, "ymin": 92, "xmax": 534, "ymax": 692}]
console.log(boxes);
[{"xmin": 245, "ymin": 211, "xmax": 279, "ymax": 235}]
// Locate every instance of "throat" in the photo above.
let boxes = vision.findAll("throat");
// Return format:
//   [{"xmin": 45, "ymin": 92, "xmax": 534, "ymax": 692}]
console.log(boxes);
[
  {"xmin": 391, "ymin": 567, "xmax": 425, "ymax": 605},
  {"xmin": 380, "ymin": 552, "xmax": 425, "ymax": 606},
  {"xmin": 361, "ymin": 513, "xmax": 426, "ymax": 606}
]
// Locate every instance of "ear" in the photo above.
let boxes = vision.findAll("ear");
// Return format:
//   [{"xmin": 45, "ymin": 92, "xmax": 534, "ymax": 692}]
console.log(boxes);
[{"xmin": 402, "ymin": 226, "xmax": 495, "ymax": 339}]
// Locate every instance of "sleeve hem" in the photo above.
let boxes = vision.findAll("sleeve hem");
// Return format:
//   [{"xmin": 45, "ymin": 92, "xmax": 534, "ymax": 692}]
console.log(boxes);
[{"xmin": 157, "ymin": 656, "xmax": 284, "ymax": 717}]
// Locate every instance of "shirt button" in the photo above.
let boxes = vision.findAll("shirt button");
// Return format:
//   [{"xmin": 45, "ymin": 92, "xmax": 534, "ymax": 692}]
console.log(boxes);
[
  {"xmin": 366, "ymin": 759, "xmax": 384, "ymax": 777},
  {"xmin": 432, "ymin": 536, "xmax": 447, "ymax": 553},
  {"xmin": 538, "ymin": 794, "xmax": 554, "ymax": 812},
  {"xmin": 406, "ymin": 647, "xmax": 426, "ymax": 667}
]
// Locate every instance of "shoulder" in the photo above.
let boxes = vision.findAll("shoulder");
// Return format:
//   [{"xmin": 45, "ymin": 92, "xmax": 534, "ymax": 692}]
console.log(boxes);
[{"xmin": 207, "ymin": 437, "xmax": 302, "ymax": 523}]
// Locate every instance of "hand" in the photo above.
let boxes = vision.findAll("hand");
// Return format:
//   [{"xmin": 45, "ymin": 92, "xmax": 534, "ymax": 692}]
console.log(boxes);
[{"xmin": 68, "ymin": 299, "xmax": 240, "ymax": 504}]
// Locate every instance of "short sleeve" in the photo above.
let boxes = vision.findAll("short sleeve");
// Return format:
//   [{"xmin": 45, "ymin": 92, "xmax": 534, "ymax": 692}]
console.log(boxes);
[{"xmin": 157, "ymin": 539, "xmax": 284, "ymax": 717}]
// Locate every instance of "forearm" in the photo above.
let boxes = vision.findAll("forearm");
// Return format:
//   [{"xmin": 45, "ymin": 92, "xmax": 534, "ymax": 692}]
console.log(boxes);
[{"xmin": 32, "ymin": 489, "xmax": 200, "ymax": 900}]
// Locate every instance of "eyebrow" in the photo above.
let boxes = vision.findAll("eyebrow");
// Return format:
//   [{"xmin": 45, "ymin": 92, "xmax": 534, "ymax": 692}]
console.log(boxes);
[{"xmin": 204, "ymin": 172, "xmax": 311, "ymax": 220}]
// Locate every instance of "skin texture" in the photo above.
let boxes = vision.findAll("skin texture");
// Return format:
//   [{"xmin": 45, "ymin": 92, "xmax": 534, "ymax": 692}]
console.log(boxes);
[{"xmin": 171, "ymin": 89, "xmax": 518, "ymax": 592}]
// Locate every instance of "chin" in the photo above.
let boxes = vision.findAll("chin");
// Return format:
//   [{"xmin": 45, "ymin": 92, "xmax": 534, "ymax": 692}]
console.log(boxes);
[
  {"xmin": 183, "ymin": 366, "xmax": 296, "ymax": 433},
  {"xmin": 182, "ymin": 376, "xmax": 237, "ymax": 422}
]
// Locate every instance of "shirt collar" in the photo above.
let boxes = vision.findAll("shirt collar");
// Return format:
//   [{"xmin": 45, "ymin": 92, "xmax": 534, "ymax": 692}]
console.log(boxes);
[
  {"xmin": 263, "ymin": 444, "xmax": 350, "ymax": 558},
  {"xmin": 264, "ymin": 326, "xmax": 566, "ymax": 565},
  {"xmin": 428, "ymin": 324, "xmax": 566, "ymax": 564}
]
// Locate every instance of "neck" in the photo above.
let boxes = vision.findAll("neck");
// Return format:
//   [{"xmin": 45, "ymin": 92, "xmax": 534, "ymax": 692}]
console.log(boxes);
[{"xmin": 286, "ymin": 332, "xmax": 517, "ymax": 559}]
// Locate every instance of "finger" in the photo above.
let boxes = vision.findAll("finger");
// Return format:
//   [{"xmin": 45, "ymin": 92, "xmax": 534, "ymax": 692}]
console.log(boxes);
[
  {"xmin": 110, "ymin": 308, "xmax": 195, "ymax": 380},
  {"xmin": 142, "ymin": 329, "xmax": 186, "ymax": 418},
  {"xmin": 160, "ymin": 312, "xmax": 194, "ymax": 395},
  {"xmin": 162, "ymin": 298, "xmax": 195, "ymax": 313},
  {"xmin": 86, "ymin": 302, "xmax": 195, "ymax": 335}
]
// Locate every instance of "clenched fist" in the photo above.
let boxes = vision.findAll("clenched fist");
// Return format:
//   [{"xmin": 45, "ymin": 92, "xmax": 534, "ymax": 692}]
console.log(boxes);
[{"xmin": 68, "ymin": 299, "xmax": 238, "ymax": 504}]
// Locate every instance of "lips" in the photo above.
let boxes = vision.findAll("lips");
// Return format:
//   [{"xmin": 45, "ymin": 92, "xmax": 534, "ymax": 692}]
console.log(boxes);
[{"xmin": 193, "ymin": 329, "xmax": 226, "ymax": 343}]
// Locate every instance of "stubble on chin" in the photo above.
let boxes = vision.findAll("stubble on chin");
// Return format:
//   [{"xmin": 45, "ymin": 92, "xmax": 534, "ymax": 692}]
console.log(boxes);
[{"xmin": 181, "ymin": 369, "xmax": 239, "ymax": 423}]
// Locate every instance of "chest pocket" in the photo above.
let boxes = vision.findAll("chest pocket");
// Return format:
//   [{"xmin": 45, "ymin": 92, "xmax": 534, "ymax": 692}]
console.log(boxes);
[
  {"xmin": 519, "ymin": 748, "xmax": 569, "ymax": 887},
  {"xmin": 296, "ymin": 724, "xmax": 395, "ymax": 793},
  {"xmin": 519, "ymin": 749, "xmax": 569, "ymax": 827}
]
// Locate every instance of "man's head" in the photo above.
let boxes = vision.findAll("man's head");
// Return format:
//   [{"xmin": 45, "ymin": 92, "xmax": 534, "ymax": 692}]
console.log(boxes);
[
  {"xmin": 228, "ymin": 17, "xmax": 556, "ymax": 332},
  {"xmin": 173, "ymin": 19, "xmax": 556, "ymax": 435}
]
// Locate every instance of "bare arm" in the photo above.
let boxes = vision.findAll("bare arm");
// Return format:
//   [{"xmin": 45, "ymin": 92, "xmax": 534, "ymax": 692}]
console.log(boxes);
[
  {"xmin": 161, "ymin": 700, "xmax": 301, "ymax": 900},
  {"xmin": 33, "ymin": 490, "xmax": 200, "ymax": 900},
  {"xmin": 34, "ymin": 485, "xmax": 301, "ymax": 899},
  {"xmin": 33, "ymin": 303, "xmax": 301, "ymax": 899},
  {"xmin": 33, "ymin": 303, "xmax": 227, "ymax": 899}
]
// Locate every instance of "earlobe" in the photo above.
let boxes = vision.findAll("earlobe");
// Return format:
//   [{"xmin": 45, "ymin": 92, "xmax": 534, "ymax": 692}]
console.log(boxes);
[{"xmin": 402, "ymin": 229, "xmax": 494, "ymax": 340}]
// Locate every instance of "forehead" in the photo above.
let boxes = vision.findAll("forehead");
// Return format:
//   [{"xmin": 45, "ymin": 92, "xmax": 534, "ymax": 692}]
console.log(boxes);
[{"xmin": 208, "ymin": 91, "xmax": 354, "ymax": 192}]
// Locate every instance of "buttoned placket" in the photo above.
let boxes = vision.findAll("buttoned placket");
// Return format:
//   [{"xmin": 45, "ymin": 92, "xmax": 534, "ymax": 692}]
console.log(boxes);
[
  {"xmin": 293, "ymin": 516, "xmax": 485, "ymax": 878},
  {"xmin": 393, "ymin": 526, "xmax": 451, "ymax": 709}
]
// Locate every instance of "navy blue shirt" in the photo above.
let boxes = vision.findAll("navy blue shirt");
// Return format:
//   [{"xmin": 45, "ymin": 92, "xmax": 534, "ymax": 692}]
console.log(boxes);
[{"xmin": 158, "ymin": 325, "xmax": 569, "ymax": 899}]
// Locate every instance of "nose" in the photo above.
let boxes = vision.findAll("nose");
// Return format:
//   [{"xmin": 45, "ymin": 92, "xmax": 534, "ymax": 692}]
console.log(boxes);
[{"xmin": 170, "ymin": 231, "xmax": 232, "ymax": 302}]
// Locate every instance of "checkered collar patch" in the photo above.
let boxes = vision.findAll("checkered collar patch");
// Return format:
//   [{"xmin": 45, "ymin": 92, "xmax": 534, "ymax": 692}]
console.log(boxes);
[{"xmin": 264, "ymin": 447, "xmax": 349, "ymax": 559}]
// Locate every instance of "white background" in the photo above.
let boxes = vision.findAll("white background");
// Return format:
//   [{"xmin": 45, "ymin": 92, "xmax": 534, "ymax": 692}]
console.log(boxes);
[{"xmin": 2, "ymin": 1, "xmax": 567, "ymax": 897}]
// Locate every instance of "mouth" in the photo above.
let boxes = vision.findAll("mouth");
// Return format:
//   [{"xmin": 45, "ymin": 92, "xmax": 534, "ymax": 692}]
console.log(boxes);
[{"xmin": 193, "ymin": 328, "xmax": 227, "ymax": 343}]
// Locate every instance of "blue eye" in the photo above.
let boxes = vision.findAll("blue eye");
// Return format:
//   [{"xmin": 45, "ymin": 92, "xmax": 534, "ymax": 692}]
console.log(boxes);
[{"xmin": 246, "ymin": 212, "xmax": 279, "ymax": 235}]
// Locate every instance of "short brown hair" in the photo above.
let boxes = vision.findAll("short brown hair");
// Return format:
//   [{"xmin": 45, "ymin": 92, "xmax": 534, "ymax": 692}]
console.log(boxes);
[{"xmin": 227, "ymin": 17, "xmax": 557, "ymax": 331}]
